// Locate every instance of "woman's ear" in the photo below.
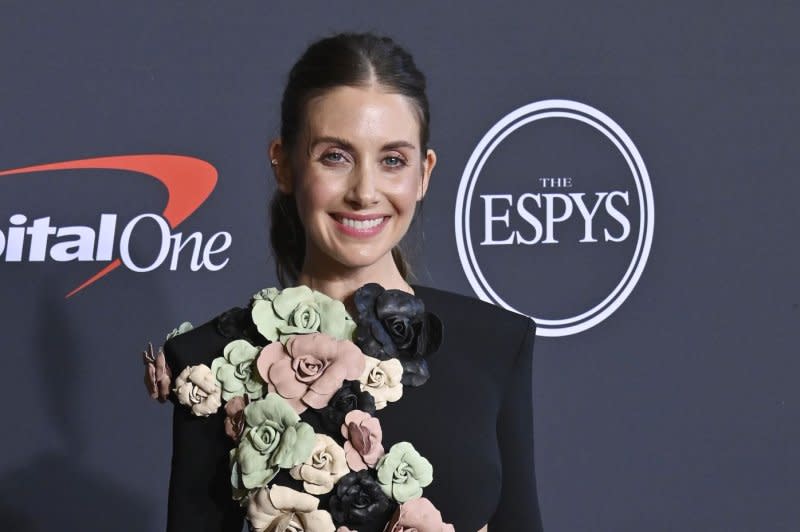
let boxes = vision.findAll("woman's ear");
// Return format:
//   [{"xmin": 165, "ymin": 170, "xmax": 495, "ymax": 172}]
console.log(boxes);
[
  {"xmin": 269, "ymin": 139, "xmax": 292, "ymax": 194},
  {"xmin": 418, "ymin": 148, "xmax": 437, "ymax": 201}
]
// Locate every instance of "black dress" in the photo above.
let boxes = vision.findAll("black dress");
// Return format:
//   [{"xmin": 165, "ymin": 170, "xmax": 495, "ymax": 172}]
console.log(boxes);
[{"xmin": 164, "ymin": 284, "xmax": 543, "ymax": 532}]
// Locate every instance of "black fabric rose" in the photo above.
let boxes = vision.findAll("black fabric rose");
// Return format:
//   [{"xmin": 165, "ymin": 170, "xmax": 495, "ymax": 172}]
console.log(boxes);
[
  {"xmin": 316, "ymin": 380, "xmax": 377, "ymax": 433},
  {"xmin": 329, "ymin": 469, "xmax": 396, "ymax": 531},
  {"xmin": 353, "ymin": 283, "xmax": 443, "ymax": 386},
  {"xmin": 216, "ymin": 306, "xmax": 266, "ymax": 345}
]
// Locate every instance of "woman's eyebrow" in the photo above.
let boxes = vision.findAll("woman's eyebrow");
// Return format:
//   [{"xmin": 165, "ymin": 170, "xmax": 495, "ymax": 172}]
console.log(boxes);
[
  {"xmin": 309, "ymin": 136, "xmax": 417, "ymax": 152},
  {"xmin": 310, "ymin": 136, "xmax": 355, "ymax": 151},
  {"xmin": 382, "ymin": 140, "xmax": 417, "ymax": 151}
]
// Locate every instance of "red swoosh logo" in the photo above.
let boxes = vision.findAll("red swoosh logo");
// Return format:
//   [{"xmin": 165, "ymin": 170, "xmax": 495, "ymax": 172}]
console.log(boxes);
[{"xmin": 0, "ymin": 154, "xmax": 218, "ymax": 298}]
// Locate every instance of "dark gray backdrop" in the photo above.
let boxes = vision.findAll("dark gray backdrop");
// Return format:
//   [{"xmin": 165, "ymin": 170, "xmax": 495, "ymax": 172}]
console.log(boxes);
[{"xmin": 0, "ymin": 2, "xmax": 797, "ymax": 531}]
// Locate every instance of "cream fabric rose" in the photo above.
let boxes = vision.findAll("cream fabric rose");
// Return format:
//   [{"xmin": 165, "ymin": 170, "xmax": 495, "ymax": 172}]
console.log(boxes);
[
  {"xmin": 341, "ymin": 410, "xmax": 385, "ymax": 471},
  {"xmin": 385, "ymin": 497, "xmax": 455, "ymax": 532},
  {"xmin": 289, "ymin": 434, "xmax": 349, "ymax": 495},
  {"xmin": 247, "ymin": 484, "xmax": 335, "ymax": 532},
  {"xmin": 359, "ymin": 357, "xmax": 403, "ymax": 410},
  {"xmin": 173, "ymin": 364, "xmax": 222, "ymax": 416}
]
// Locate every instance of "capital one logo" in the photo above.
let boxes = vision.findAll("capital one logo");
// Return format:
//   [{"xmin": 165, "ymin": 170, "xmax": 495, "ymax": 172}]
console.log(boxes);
[
  {"xmin": 0, "ymin": 154, "xmax": 231, "ymax": 298},
  {"xmin": 455, "ymin": 100, "xmax": 654, "ymax": 336}
]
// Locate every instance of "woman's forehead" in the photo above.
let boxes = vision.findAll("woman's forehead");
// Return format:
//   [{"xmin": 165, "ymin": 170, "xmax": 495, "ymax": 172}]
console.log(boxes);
[{"xmin": 304, "ymin": 85, "xmax": 420, "ymax": 147}]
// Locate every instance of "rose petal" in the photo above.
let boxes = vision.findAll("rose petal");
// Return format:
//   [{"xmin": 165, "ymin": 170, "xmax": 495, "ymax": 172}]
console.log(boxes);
[
  {"xmin": 256, "ymin": 342, "xmax": 286, "ymax": 381},
  {"xmin": 272, "ymin": 286, "xmax": 314, "ymax": 320},
  {"xmin": 344, "ymin": 441, "xmax": 368, "ymax": 472},
  {"xmin": 268, "ymin": 357, "xmax": 306, "ymax": 399}
]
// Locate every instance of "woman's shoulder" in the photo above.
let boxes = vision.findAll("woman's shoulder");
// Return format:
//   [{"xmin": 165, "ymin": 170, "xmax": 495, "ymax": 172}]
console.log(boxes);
[
  {"xmin": 162, "ymin": 303, "xmax": 259, "ymax": 373},
  {"xmin": 161, "ymin": 284, "xmax": 536, "ymax": 371},
  {"xmin": 413, "ymin": 284, "xmax": 536, "ymax": 336}
]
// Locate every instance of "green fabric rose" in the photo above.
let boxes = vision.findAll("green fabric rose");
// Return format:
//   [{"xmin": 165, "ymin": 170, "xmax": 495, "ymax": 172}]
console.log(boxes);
[
  {"xmin": 231, "ymin": 393, "xmax": 316, "ymax": 490},
  {"xmin": 166, "ymin": 321, "xmax": 193, "ymax": 340},
  {"xmin": 211, "ymin": 339, "xmax": 264, "ymax": 401},
  {"xmin": 375, "ymin": 441, "xmax": 433, "ymax": 503},
  {"xmin": 251, "ymin": 285, "xmax": 356, "ymax": 343},
  {"xmin": 253, "ymin": 287, "xmax": 280, "ymax": 301}
]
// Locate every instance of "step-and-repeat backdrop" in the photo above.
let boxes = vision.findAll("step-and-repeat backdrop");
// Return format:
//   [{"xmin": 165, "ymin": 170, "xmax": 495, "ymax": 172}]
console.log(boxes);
[{"xmin": 1, "ymin": 2, "xmax": 797, "ymax": 531}]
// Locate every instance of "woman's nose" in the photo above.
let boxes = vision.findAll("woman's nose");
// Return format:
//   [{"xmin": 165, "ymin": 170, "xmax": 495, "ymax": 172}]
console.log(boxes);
[{"xmin": 346, "ymin": 164, "xmax": 379, "ymax": 207}]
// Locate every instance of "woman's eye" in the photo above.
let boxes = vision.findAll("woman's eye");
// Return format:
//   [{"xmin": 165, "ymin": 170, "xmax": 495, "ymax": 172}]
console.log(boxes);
[
  {"xmin": 323, "ymin": 152, "xmax": 345, "ymax": 163},
  {"xmin": 384, "ymin": 156, "xmax": 406, "ymax": 167}
]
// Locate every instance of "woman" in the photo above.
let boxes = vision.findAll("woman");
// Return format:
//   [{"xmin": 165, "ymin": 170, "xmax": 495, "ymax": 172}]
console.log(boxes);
[{"xmin": 145, "ymin": 33, "xmax": 543, "ymax": 532}]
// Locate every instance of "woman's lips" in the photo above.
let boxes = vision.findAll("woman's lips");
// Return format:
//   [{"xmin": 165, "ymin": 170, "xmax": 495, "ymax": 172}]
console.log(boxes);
[{"xmin": 331, "ymin": 214, "xmax": 389, "ymax": 238}]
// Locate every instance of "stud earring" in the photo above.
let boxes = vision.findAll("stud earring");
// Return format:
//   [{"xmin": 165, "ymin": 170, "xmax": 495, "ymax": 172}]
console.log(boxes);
[{"xmin": 270, "ymin": 159, "xmax": 278, "ymax": 166}]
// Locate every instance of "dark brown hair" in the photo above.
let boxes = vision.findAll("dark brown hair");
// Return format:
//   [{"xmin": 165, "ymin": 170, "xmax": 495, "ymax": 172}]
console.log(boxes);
[{"xmin": 270, "ymin": 32, "xmax": 430, "ymax": 287}]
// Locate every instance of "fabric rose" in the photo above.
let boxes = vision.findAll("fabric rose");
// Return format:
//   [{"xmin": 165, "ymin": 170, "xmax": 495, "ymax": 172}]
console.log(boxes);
[
  {"xmin": 230, "ymin": 394, "xmax": 316, "ymax": 489},
  {"xmin": 166, "ymin": 321, "xmax": 193, "ymax": 340},
  {"xmin": 329, "ymin": 470, "xmax": 396, "ymax": 530},
  {"xmin": 253, "ymin": 286, "xmax": 280, "ymax": 301},
  {"xmin": 247, "ymin": 484, "xmax": 335, "ymax": 532},
  {"xmin": 224, "ymin": 395, "xmax": 249, "ymax": 442},
  {"xmin": 341, "ymin": 410, "xmax": 385, "ymax": 471},
  {"xmin": 143, "ymin": 342, "xmax": 172, "ymax": 403},
  {"xmin": 211, "ymin": 339, "xmax": 264, "ymax": 401},
  {"xmin": 251, "ymin": 285, "xmax": 356, "ymax": 342},
  {"xmin": 384, "ymin": 497, "xmax": 454, "ymax": 532},
  {"xmin": 359, "ymin": 357, "xmax": 403, "ymax": 410},
  {"xmin": 289, "ymin": 433, "xmax": 349, "ymax": 495},
  {"xmin": 317, "ymin": 380, "xmax": 377, "ymax": 434},
  {"xmin": 376, "ymin": 442, "xmax": 433, "ymax": 503},
  {"xmin": 217, "ymin": 306, "xmax": 265, "ymax": 344},
  {"xmin": 173, "ymin": 364, "xmax": 222, "ymax": 416},
  {"xmin": 257, "ymin": 333, "xmax": 366, "ymax": 414},
  {"xmin": 352, "ymin": 283, "xmax": 442, "ymax": 387}
]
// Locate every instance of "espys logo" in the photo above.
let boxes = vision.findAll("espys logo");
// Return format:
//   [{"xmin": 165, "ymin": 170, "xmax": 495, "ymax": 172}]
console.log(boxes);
[
  {"xmin": 455, "ymin": 100, "xmax": 654, "ymax": 337},
  {"xmin": 0, "ymin": 154, "xmax": 231, "ymax": 298}
]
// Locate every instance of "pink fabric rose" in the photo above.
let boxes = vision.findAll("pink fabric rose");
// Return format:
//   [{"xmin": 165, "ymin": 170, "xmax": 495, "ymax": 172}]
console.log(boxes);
[
  {"xmin": 384, "ymin": 497, "xmax": 455, "ymax": 532},
  {"xmin": 341, "ymin": 410, "xmax": 385, "ymax": 471},
  {"xmin": 224, "ymin": 395, "xmax": 249, "ymax": 441},
  {"xmin": 143, "ymin": 342, "xmax": 172, "ymax": 403},
  {"xmin": 257, "ymin": 333, "xmax": 365, "ymax": 414}
]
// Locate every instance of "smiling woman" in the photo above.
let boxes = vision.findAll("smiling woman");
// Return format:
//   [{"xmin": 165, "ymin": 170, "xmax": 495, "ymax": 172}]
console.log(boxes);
[
  {"xmin": 146, "ymin": 32, "xmax": 543, "ymax": 532},
  {"xmin": 271, "ymin": 85, "xmax": 435, "ymax": 292}
]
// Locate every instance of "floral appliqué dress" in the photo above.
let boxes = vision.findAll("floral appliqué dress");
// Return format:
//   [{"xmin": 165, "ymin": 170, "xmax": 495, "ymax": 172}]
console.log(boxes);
[{"xmin": 145, "ymin": 283, "xmax": 542, "ymax": 532}]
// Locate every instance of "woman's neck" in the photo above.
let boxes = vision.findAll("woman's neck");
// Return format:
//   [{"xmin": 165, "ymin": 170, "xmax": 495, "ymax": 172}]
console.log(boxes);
[{"xmin": 296, "ymin": 252, "xmax": 414, "ymax": 305}]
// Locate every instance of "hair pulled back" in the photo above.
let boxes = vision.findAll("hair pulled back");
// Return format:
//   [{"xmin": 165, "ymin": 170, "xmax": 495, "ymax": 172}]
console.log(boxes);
[{"xmin": 270, "ymin": 32, "xmax": 430, "ymax": 287}]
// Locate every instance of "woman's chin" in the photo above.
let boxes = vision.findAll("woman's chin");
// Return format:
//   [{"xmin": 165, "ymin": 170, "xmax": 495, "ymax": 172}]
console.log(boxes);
[{"xmin": 327, "ymin": 247, "xmax": 396, "ymax": 272}]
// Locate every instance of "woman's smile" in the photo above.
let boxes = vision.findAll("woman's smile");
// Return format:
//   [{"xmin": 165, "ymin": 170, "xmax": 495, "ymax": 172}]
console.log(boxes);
[{"xmin": 331, "ymin": 213, "xmax": 390, "ymax": 238}]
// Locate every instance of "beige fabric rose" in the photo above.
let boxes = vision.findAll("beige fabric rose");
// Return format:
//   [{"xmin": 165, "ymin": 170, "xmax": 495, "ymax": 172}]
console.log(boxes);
[
  {"xmin": 173, "ymin": 364, "xmax": 222, "ymax": 416},
  {"xmin": 385, "ymin": 497, "xmax": 455, "ymax": 532},
  {"xmin": 341, "ymin": 410, "xmax": 385, "ymax": 471},
  {"xmin": 257, "ymin": 333, "xmax": 366, "ymax": 413},
  {"xmin": 359, "ymin": 357, "xmax": 403, "ymax": 410},
  {"xmin": 247, "ymin": 484, "xmax": 335, "ymax": 532},
  {"xmin": 289, "ymin": 433, "xmax": 349, "ymax": 495}
]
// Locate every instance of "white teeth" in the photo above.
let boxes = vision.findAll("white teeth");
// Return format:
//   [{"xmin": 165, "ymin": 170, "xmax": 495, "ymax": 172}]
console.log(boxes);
[{"xmin": 339, "ymin": 217, "xmax": 385, "ymax": 230}]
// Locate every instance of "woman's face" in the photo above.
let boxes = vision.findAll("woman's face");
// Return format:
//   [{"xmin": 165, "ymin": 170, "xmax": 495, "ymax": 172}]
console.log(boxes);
[{"xmin": 274, "ymin": 85, "xmax": 436, "ymax": 275}]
